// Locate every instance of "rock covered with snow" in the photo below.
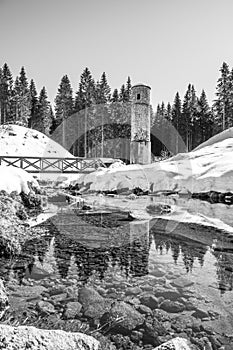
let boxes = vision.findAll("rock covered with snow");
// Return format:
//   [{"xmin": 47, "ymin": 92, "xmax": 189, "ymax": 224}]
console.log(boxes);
[
  {"xmin": 77, "ymin": 128, "xmax": 233, "ymax": 194},
  {"xmin": 0, "ymin": 124, "xmax": 73, "ymax": 157},
  {"xmin": 0, "ymin": 324, "xmax": 99, "ymax": 350},
  {"xmin": 0, "ymin": 166, "xmax": 39, "ymax": 194}
]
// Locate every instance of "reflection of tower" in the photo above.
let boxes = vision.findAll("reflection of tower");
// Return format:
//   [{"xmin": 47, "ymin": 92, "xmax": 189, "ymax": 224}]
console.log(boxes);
[{"xmin": 130, "ymin": 84, "xmax": 151, "ymax": 164}]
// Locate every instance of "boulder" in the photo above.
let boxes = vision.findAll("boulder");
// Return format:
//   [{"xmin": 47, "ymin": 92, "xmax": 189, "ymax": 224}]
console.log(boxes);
[
  {"xmin": 63, "ymin": 301, "xmax": 82, "ymax": 319},
  {"xmin": 0, "ymin": 279, "xmax": 8, "ymax": 319},
  {"xmin": 153, "ymin": 337, "xmax": 198, "ymax": 349},
  {"xmin": 143, "ymin": 318, "xmax": 167, "ymax": 346},
  {"xmin": 159, "ymin": 300, "xmax": 185, "ymax": 313},
  {"xmin": 101, "ymin": 301, "xmax": 144, "ymax": 334},
  {"xmin": 140, "ymin": 294, "xmax": 159, "ymax": 309},
  {"xmin": 37, "ymin": 301, "xmax": 56, "ymax": 314},
  {"xmin": 0, "ymin": 324, "xmax": 99, "ymax": 350},
  {"xmin": 78, "ymin": 287, "xmax": 112, "ymax": 320}
]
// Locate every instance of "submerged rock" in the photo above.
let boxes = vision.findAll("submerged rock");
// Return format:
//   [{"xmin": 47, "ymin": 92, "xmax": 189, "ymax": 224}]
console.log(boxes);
[
  {"xmin": 101, "ymin": 301, "xmax": 145, "ymax": 334},
  {"xmin": 78, "ymin": 287, "xmax": 112, "ymax": 320},
  {"xmin": 0, "ymin": 324, "xmax": 99, "ymax": 350},
  {"xmin": 154, "ymin": 337, "xmax": 198, "ymax": 349}
]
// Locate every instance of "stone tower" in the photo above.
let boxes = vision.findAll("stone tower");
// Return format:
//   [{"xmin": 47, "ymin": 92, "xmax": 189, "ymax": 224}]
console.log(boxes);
[{"xmin": 130, "ymin": 84, "xmax": 151, "ymax": 164}]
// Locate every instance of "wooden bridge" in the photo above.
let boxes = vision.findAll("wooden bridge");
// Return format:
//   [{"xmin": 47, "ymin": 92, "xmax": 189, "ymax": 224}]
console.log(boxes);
[{"xmin": 0, "ymin": 156, "xmax": 107, "ymax": 173}]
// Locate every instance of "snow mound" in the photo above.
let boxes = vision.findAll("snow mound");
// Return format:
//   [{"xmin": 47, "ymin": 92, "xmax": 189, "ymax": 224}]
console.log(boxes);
[
  {"xmin": 77, "ymin": 128, "xmax": 233, "ymax": 194},
  {"xmin": 194, "ymin": 126, "xmax": 233, "ymax": 151},
  {"xmin": 0, "ymin": 124, "xmax": 73, "ymax": 157},
  {"xmin": 0, "ymin": 166, "xmax": 39, "ymax": 194}
]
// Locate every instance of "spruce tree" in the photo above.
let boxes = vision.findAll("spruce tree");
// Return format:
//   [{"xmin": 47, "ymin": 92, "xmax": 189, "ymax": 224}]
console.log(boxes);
[
  {"xmin": 111, "ymin": 88, "xmax": 119, "ymax": 102},
  {"xmin": 74, "ymin": 68, "xmax": 95, "ymax": 156},
  {"xmin": 195, "ymin": 90, "xmax": 213, "ymax": 146},
  {"xmin": 119, "ymin": 84, "xmax": 126, "ymax": 102},
  {"xmin": 74, "ymin": 67, "xmax": 95, "ymax": 111},
  {"xmin": 182, "ymin": 84, "xmax": 198, "ymax": 151},
  {"xmin": 29, "ymin": 79, "xmax": 39, "ymax": 128},
  {"xmin": 36, "ymin": 87, "xmax": 52, "ymax": 135},
  {"xmin": 172, "ymin": 92, "xmax": 182, "ymax": 153},
  {"xmin": 213, "ymin": 62, "xmax": 231, "ymax": 131},
  {"xmin": 124, "ymin": 76, "xmax": 132, "ymax": 102},
  {"xmin": 165, "ymin": 102, "xmax": 172, "ymax": 121},
  {"xmin": 54, "ymin": 75, "xmax": 74, "ymax": 128},
  {"xmin": 0, "ymin": 63, "xmax": 13, "ymax": 124},
  {"xmin": 17, "ymin": 66, "xmax": 31, "ymax": 126},
  {"xmin": 93, "ymin": 72, "xmax": 111, "ymax": 157}
]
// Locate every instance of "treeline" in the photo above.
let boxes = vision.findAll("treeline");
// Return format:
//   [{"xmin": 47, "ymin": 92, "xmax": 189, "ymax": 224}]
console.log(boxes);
[
  {"xmin": 0, "ymin": 64, "xmax": 132, "ymax": 157},
  {"xmin": 0, "ymin": 62, "xmax": 232, "ymax": 156},
  {"xmin": 154, "ymin": 61, "xmax": 233, "ymax": 152},
  {"xmin": 0, "ymin": 63, "xmax": 54, "ymax": 135}
]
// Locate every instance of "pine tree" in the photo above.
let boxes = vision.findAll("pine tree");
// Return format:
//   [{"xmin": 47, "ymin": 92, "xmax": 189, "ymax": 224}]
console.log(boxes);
[
  {"xmin": 182, "ymin": 84, "xmax": 198, "ymax": 151},
  {"xmin": 0, "ymin": 63, "xmax": 13, "ymax": 124},
  {"xmin": 124, "ymin": 76, "xmax": 132, "ymax": 102},
  {"xmin": 74, "ymin": 68, "xmax": 95, "ymax": 111},
  {"xmin": 111, "ymin": 88, "xmax": 119, "ymax": 102},
  {"xmin": 48, "ymin": 104, "xmax": 55, "ymax": 134},
  {"xmin": 171, "ymin": 92, "xmax": 182, "ymax": 153},
  {"xmin": 92, "ymin": 72, "xmax": 111, "ymax": 157},
  {"xmin": 74, "ymin": 68, "xmax": 95, "ymax": 156},
  {"xmin": 95, "ymin": 72, "xmax": 111, "ymax": 104},
  {"xmin": 195, "ymin": 90, "xmax": 213, "ymax": 146},
  {"xmin": 151, "ymin": 103, "xmax": 166, "ymax": 155},
  {"xmin": 36, "ymin": 87, "xmax": 52, "ymax": 135},
  {"xmin": 29, "ymin": 79, "xmax": 39, "ymax": 128},
  {"xmin": 213, "ymin": 62, "xmax": 231, "ymax": 131},
  {"xmin": 10, "ymin": 67, "xmax": 31, "ymax": 126},
  {"xmin": 227, "ymin": 67, "xmax": 233, "ymax": 128},
  {"xmin": 165, "ymin": 102, "xmax": 172, "ymax": 121},
  {"xmin": 54, "ymin": 75, "xmax": 74, "ymax": 128},
  {"xmin": 119, "ymin": 84, "xmax": 126, "ymax": 102},
  {"xmin": 10, "ymin": 77, "xmax": 20, "ymax": 124},
  {"xmin": 17, "ymin": 67, "xmax": 31, "ymax": 126}
]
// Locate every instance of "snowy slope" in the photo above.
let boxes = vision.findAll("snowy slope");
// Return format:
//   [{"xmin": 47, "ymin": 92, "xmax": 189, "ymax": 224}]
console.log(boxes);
[
  {"xmin": 0, "ymin": 166, "xmax": 39, "ymax": 194},
  {"xmin": 77, "ymin": 129, "xmax": 233, "ymax": 194},
  {"xmin": 0, "ymin": 124, "xmax": 73, "ymax": 157}
]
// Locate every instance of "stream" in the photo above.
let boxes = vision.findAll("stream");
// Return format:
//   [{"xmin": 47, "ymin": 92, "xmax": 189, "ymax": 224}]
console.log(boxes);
[{"xmin": 0, "ymin": 192, "xmax": 233, "ymax": 349}]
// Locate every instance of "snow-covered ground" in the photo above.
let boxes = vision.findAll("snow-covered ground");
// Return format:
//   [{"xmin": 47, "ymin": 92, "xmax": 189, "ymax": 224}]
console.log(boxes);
[
  {"xmin": 76, "ymin": 129, "xmax": 233, "ymax": 194},
  {"xmin": 83, "ymin": 194, "xmax": 233, "ymax": 236},
  {"xmin": 0, "ymin": 124, "xmax": 73, "ymax": 157},
  {"xmin": 0, "ymin": 166, "xmax": 39, "ymax": 194}
]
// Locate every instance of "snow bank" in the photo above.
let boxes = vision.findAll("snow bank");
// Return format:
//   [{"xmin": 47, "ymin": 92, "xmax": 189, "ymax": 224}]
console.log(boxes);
[
  {"xmin": 0, "ymin": 166, "xmax": 39, "ymax": 194},
  {"xmin": 77, "ymin": 128, "xmax": 233, "ymax": 194},
  {"xmin": 0, "ymin": 124, "xmax": 73, "ymax": 157}
]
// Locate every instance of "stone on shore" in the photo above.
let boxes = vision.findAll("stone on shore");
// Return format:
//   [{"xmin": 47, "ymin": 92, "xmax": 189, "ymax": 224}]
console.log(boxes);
[{"xmin": 0, "ymin": 324, "xmax": 99, "ymax": 350}]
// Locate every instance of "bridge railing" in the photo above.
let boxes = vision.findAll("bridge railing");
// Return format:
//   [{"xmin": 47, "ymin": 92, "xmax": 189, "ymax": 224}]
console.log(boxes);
[{"xmin": 0, "ymin": 156, "xmax": 107, "ymax": 173}]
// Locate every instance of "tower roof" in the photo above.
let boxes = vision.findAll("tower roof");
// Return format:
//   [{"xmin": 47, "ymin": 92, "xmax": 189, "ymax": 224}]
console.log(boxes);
[{"xmin": 132, "ymin": 84, "xmax": 151, "ymax": 90}]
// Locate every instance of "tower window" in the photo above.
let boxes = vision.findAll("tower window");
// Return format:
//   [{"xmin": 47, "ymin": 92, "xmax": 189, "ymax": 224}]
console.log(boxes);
[{"xmin": 137, "ymin": 93, "xmax": 140, "ymax": 100}]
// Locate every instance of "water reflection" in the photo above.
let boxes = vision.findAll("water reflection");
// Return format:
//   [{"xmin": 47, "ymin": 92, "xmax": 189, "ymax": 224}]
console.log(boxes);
[
  {"xmin": 0, "ymin": 213, "xmax": 232, "ymax": 295},
  {"xmin": 151, "ymin": 232, "xmax": 207, "ymax": 272},
  {"xmin": 213, "ymin": 250, "xmax": 233, "ymax": 293}
]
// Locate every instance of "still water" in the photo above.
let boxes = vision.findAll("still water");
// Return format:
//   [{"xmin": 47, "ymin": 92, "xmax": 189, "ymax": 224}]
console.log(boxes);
[{"xmin": 1, "ymin": 199, "xmax": 233, "ymax": 348}]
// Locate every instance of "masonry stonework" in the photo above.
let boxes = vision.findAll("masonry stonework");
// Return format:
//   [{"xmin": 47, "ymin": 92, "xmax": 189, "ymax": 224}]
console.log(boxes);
[{"xmin": 130, "ymin": 84, "xmax": 151, "ymax": 164}]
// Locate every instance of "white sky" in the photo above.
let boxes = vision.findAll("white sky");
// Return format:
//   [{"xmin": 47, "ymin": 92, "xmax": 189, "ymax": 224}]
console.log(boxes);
[{"xmin": 1, "ymin": 0, "xmax": 233, "ymax": 109}]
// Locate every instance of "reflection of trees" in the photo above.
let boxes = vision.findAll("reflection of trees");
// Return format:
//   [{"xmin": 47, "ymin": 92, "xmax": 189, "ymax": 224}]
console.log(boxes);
[
  {"xmin": 0, "ymin": 216, "xmax": 151, "ymax": 284},
  {"xmin": 151, "ymin": 232, "xmax": 208, "ymax": 272},
  {"xmin": 213, "ymin": 250, "xmax": 233, "ymax": 294}
]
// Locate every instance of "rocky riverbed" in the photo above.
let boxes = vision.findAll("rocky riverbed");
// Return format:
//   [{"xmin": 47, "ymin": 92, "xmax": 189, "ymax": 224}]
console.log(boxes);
[{"xmin": 1, "ymin": 189, "xmax": 233, "ymax": 349}]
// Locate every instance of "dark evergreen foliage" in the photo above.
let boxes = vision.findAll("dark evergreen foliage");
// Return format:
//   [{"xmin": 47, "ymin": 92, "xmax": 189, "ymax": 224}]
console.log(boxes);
[{"xmin": 54, "ymin": 74, "xmax": 74, "ymax": 128}]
